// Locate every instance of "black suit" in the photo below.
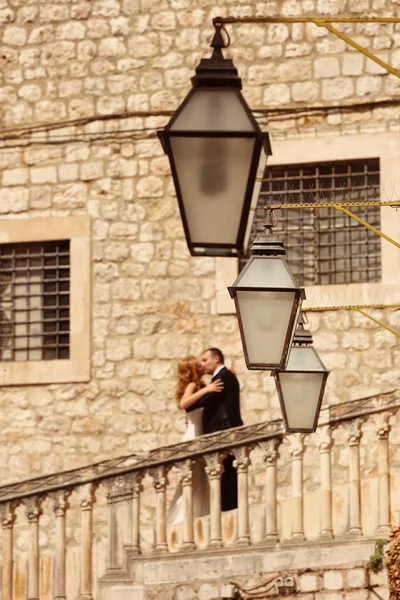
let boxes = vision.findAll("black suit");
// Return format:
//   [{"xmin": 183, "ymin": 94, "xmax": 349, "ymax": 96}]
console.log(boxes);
[{"xmin": 198, "ymin": 366, "xmax": 243, "ymax": 511}]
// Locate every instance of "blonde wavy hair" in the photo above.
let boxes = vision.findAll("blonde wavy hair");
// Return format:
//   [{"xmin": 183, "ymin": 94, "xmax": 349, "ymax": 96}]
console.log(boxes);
[{"xmin": 176, "ymin": 356, "xmax": 204, "ymax": 405}]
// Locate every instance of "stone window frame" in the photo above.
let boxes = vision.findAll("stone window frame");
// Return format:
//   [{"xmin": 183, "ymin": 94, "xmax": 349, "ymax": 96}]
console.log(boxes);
[
  {"xmin": 216, "ymin": 131, "xmax": 400, "ymax": 314},
  {"xmin": 0, "ymin": 215, "xmax": 91, "ymax": 385}
]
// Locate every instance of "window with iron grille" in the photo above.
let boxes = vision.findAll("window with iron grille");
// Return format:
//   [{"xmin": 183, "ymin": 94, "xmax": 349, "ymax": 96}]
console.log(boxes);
[
  {"xmin": 244, "ymin": 158, "xmax": 381, "ymax": 286},
  {"xmin": 0, "ymin": 240, "xmax": 70, "ymax": 362}
]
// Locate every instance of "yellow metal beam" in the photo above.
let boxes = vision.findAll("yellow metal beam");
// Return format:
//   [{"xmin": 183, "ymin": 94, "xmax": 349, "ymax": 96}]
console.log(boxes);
[
  {"xmin": 304, "ymin": 304, "xmax": 400, "ymax": 311},
  {"xmin": 215, "ymin": 17, "xmax": 400, "ymax": 24},
  {"xmin": 261, "ymin": 201, "xmax": 400, "ymax": 209},
  {"xmin": 304, "ymin": 305, "xmax": 400, "ymax": 338},
  {"xmin": 334, "ymin": 204, "xmax": 400, "ymax": 249},
  {"xmin": 256, "ymin": 201, "xmax": 400, "ymax": 249},
  {"xmin": 214, "ymin": 16, "xmax": 400, "ymax": 78},
  {"xmin": 350, "ymin": 308, "xmax": 400, "ymax": 338},
  {"xmin": 315, "ymin": 21, "xmax": 400, "ymax": 78}
]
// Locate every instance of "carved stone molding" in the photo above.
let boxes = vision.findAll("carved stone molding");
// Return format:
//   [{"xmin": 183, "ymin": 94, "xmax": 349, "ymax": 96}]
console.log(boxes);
[
  {"xmin": 289, "ymin": 434, "xmax": 305, "ymax": 459},
  {"xmin": 50, "ymin": 490, "xmax": 71, "ymax": 517},
  {"xmin": 375, "ymin": 412, "xmax": 393, "ymax": 440},
  {"xmin": 204, "ymin": 453, "xmax": 224, "ymax": 479},
  {"xmin": 106, "ymin": 475, "xmax": 136, "ymax": 503},
  {"xmin": 347, "ymin": 421, "xmax": 363, "ymax": 446},
  {"xmin": 233, "ymin": 446, "xmax": 251, "ymax": 473},
  {"xmin": 260, "ymin": 438, "xmax": 280, "ymax": 464},
  {"xmin": 178, "ymin": 459, "xmax": 194, "ymax": 487},
  {"xmin": 317, "ymin": 426, "xmax": 332, "ymax": 453},
  {"xmin": 79, "ymin": 483, "xmax": 95, "ymax": 510},
  {"xmin": 150, "ymin": 466, "xmax": 168, "ymax": 492},
  {"xmin": 24, "ymin": 496, "xmax": 42, "ymax": 523},
  {"xmin": 0, "ymin": 501, "xmax": 17, "ymax": 529}
]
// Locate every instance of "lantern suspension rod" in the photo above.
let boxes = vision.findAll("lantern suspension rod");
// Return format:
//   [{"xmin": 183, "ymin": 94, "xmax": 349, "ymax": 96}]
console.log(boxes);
[{"xmin": 213, "ymin": 16, "xmax": 400, "ymax": 79}]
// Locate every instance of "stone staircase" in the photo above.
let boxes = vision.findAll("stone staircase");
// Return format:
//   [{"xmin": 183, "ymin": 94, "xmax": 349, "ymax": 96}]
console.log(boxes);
[{"xmin": 0, "ymin": 390, "xmax": 398, "ymax": 600}]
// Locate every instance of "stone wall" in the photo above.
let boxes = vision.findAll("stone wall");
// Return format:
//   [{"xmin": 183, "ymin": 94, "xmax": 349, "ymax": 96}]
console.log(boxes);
[{"xmin": 0, "ymin": 0, "xmax": 399, "ymax": 488}]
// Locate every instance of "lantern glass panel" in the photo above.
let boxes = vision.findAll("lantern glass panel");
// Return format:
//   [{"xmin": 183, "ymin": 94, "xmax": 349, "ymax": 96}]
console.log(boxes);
[
  {"xmin": 286, "ymin": 345, "xmax": 326, "ymax": 371},
  {"xmin": 237, "ymin": 256, "xmax": 299, "ymax": 288},
  {"xmin": 170, "ymin": 136, "xmax": 255, "ymax": 245},
  {"xmin": 278, "ymin": 371, "xmax": 325, "ymax": 430},
  {"xmin": 244, "ymin": 150, "xmax": 267, "ymax": 252},
  {"xmin": 236, "ymin": 289, "xmax": 297, "ymax": 365},
  {"xmin": 170, "ymin": 90, "xmax": 254, "ymax": 132}
]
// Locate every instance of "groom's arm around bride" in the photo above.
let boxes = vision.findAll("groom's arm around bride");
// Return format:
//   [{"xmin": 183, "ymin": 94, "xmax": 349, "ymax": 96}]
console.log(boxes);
[{"xmin": 198, "ymin": 348, "xmax": 243, "ymax": 512}]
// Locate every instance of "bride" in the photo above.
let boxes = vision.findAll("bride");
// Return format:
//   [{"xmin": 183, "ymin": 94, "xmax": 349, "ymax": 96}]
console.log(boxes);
[{"xmin": 168, "ymin": 356, "xmax": 223, "ymax": 525}]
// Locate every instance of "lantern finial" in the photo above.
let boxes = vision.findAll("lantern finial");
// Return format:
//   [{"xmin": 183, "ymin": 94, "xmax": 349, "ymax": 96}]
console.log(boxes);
[
  {"xmin": 251, "ymin": 209, "xmax": 286, "ymax": 257},
  {"xmin": 293, "ymin": 312, "xmax": 313, "ymax": 345}
]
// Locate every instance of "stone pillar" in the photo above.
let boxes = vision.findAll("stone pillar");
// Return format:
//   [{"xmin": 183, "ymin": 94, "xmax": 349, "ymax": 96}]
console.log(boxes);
[
  {"xmin": 376, "ymin": 414, "xmax": 391, "ymax": 535},
  {"xmin": 0, "ymin": 502, "xmax": 17, "ymax": 600},
  {"xmin": 51, "ymin": 491, "xmax": 70, "ymax": 600},
  {"xmin": 180, "ymin": 459, "xmax": 195, "ymax": 550},
  {"xmin": 205, "ymin": 454, "xmax": 224, "ymax": 548},
  {"xmin": 348, "ymin": 423, "xmax": 362, "ymax": 536},
  {"xmin": 318, "ymin": 427, "xmax": 333, "ymax": 539},
  {"xmin": 79, "ymin": 483, "xmax": 95, "ymax": 600},
  {"xmin": 261, "ymin": 439, "xmax": 279, "ymax": 543},
  {"xmin": 24, "ymin": 496, "xmax": 42, "ymax": 600},
  {"xmin": 105, "ymin": 475, "xmax": 134, "ymax": 569},
  {"xmin": 233, "ymin": 447, "xmax": 251, "ymax": 546},
  {"xmin": 151, "ymin": 466, "xmax": 169, "ymax": 554},
  {"xmin": 131, "ymin": 473, "xmax": 143, "ymax": 555},
  {"xmin": 289, "ymin": 435, "xmax": 305, "ymax": 541}
]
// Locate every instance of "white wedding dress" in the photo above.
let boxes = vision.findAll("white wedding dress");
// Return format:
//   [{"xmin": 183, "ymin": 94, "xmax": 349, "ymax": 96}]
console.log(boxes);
[{"xmin": 167, "ymin": 407, "xmax": 210, "ymax": 525}]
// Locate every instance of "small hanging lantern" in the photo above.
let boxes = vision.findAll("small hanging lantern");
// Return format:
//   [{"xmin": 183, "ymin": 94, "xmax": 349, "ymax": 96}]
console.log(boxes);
[
  {"xmin": 273, "ymin": 313, "xmax": 330, "ymax": 433},
  {"xmin": 228, "ymin": 210, "xmax": 305, "ymax": 370}
]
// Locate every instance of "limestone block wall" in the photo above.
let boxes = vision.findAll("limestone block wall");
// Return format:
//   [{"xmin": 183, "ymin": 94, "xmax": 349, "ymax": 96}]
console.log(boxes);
[{"xmin": 0, "ymin": 0, "xmax": 399, "ymax": 488}]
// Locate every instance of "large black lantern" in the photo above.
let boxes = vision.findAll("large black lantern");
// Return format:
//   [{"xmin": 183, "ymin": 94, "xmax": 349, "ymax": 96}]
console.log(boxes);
[
  {"xmin": 228, "ymin": 210, "xmax": 305, "ymax": 370},
  {"xmin": 157, "ymin": 23, "xmax": 272, "ymax": 257},
  {"xmin": 273, "ymin": 314, "xmax": 330, "ymax": 433}
]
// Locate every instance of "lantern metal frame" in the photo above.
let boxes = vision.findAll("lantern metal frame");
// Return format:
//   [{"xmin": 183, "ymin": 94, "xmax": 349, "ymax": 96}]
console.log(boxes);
[
  {"xmin": 157, "ymin": 23, "xmax": 272, "ymax": 257},
  {"xmin": 273, "ymin": 314, "xmax": 330, "ymax": 433},
  {"xmin": 228, "ymin": 210, "xmax": 305, "ymax": 370}
]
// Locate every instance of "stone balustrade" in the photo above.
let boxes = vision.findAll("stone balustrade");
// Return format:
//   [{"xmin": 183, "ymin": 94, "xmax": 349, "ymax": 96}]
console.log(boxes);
[{"xmin": 0, "ymin": 391, "xmax": 399, "ymax": 600}]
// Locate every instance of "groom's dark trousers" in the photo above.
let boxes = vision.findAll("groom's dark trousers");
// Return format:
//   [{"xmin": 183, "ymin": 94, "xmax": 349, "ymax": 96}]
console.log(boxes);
[{"xmin": 198, "ymin": 366, "xmax": 243, "ymax": 511}]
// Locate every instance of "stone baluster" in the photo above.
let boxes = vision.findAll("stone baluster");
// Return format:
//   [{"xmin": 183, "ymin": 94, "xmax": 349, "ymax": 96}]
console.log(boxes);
[
  {"xmin": 51, "ymin": 491, "xmax": 70, "ymax": 600},
  {"xmin": 1, "ymin": 502, "xmax": 17, "ymax": 600},
  {"xmin": 106, "ymin": 475, "xmax": 135, "ymax": 569},
  {"xmin": 376, "ymin": 413, "xmax": 392, "ymax": 535},
  {"xmin": 151, "ymin": 466, "xmax": 169, "ymax": 554},
  {"xmin": 289, "ymin": 435, "xmax": 305, "ymax": 541},
  {"xmin": 318, "ymin": 427, "xmax": 333, "ymax": 539},
  {"xmin": 79, "ymin": 484, "xmax": 95, "ymax": 600},
  {"xmin": 260, "ymin": 439, "xmax": 279, "ymax": 543},
  {"xmin": 348, "ymin": 423, "xmax": 362, "ymax": 536},
  {"xmin": 180, "ymin": 459, "xmax": 196, "ymax": 550},
  {"xmin": 233, "ymin": 447, "xmax": 251, "ymax": 546},
  {"xmin": 205, "ymin": 453, "xmax": 224, "ymax": 548},
  {"xmin": 24, "ymin": 496, "xmax": 42, "ymax": 600},
  {"xmin": 131, "ymin": 473, "xmax": 143, "ymax": 555}
]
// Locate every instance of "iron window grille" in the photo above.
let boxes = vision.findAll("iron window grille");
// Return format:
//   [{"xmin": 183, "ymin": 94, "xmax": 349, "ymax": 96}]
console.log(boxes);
[
  {"xmin": 0, "ymin": 240, "xmax": 70, "ymax": 362},
  {"xmin": 243, "ymin": 158, "xmax": 381, "ymax": 286}
]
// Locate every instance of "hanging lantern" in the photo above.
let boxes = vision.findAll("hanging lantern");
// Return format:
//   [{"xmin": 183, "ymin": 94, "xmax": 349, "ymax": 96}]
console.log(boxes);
[
  {"xmin": 157, "ymin": 22, "xmax": 271, "ymax": 257},
  {"xmin": 273, "ymin": 313, "xmax": 330, "ymax": 433},
  {"xmin": 228, "ymin": 210, "xmax": 305, "ymax": 370}
]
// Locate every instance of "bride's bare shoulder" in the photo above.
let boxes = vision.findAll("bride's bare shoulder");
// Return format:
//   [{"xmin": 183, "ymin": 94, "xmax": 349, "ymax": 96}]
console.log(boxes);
[{"xmin": 184, "ymin": 381, "xmax": 196, "ymax": 393}]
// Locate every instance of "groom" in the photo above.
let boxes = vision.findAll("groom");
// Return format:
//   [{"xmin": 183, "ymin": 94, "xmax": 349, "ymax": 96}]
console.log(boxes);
[{"xmin": 198, "ymin": 348, "xmax": 243, "ymax": 511}]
